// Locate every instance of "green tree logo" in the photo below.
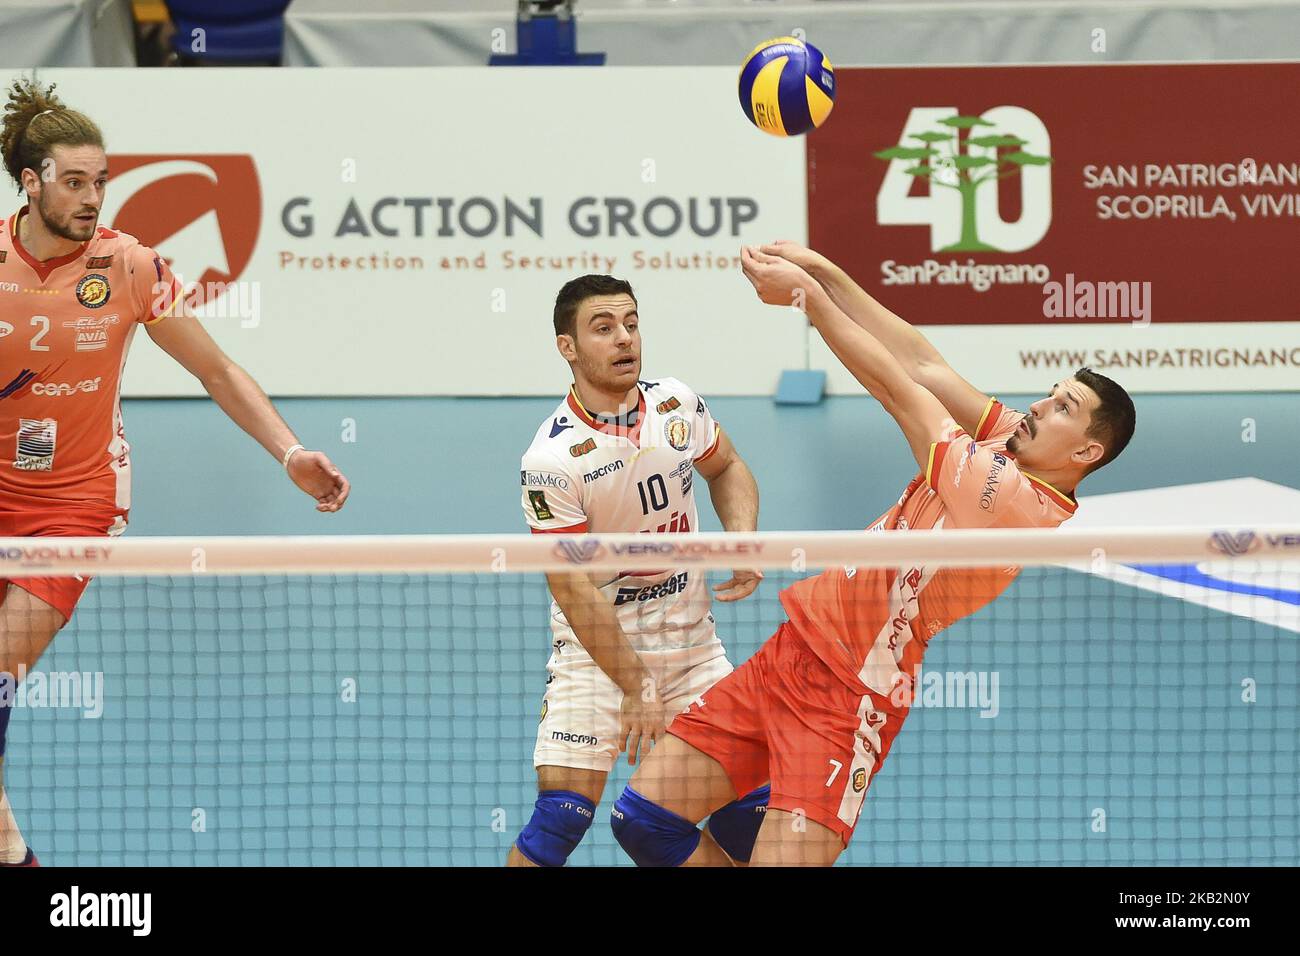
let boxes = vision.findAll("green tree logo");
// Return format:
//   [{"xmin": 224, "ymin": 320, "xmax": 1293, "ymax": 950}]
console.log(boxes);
[{"xmin": 874, "ymin": 116, "xmax": 1052, "ymax": 252}]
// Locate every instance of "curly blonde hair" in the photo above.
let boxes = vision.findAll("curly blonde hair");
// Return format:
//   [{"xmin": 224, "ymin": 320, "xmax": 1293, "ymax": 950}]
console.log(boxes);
[{"xmin": 1, "ymin": 77, "xmax": 104, "ymax": 193}]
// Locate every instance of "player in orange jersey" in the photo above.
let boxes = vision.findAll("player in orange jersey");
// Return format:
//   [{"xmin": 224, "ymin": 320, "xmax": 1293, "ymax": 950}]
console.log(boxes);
[
  {"xmin": 0, "ymin": 79, "xmax": 350, "ymax": 866},
  {"xmin": 607, "ymin": 243, "xmax": 1135, "ymax": 866}
]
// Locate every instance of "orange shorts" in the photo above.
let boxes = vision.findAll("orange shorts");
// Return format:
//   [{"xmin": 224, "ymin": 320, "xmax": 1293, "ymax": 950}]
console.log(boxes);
[
  {"xmin": 0, "ymin": 505, "xmax": 124, "ymax": 623},
  {"xmin": 668, "ymin": 622, "xmax": 907, "ymax": 845}
]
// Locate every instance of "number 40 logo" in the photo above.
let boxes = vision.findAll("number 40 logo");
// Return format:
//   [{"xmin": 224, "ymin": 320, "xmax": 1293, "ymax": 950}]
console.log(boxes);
[{"xmin": 874, "ymin": 107, "xmax": 1054, "ymax": 253}]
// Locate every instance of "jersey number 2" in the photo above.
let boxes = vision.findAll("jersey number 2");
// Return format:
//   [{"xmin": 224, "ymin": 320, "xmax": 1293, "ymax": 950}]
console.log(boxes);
[{"xmin": 29, "ymin": 315, "xmax": 50, "ymax": 351}]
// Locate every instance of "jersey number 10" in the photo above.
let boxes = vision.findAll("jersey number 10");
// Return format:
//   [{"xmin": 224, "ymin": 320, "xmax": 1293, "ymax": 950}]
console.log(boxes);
[{"xmin": 636, "ymin": 475, "xmax": 669, "ymax": 515}]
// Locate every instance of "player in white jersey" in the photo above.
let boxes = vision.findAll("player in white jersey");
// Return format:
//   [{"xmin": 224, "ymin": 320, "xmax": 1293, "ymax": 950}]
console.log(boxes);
[{"xmin": 507, "ymin": 275, "xmax": 768, "ymax": 867}]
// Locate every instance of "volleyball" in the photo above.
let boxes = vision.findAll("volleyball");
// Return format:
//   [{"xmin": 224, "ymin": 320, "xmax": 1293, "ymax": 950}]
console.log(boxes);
[{"xmin": 737, "ymin": 36, "xmax": 836, "ymax": 137}]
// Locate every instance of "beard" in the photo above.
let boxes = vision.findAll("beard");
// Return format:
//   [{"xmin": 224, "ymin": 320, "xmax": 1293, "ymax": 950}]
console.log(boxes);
[
  {"xmin": 36, "ymin": 193, "xmax": 97, "ymax": 242},
  {"xmin": 1006, "ymin": 417, "xmax": 1036, "ymax": 456},
  {"xmin": 575, "ymin": 349, "xmax": 639, "ymax": 400}
]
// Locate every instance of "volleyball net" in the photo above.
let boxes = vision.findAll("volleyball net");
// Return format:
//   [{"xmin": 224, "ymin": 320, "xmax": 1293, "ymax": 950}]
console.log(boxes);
[{"xmin": 1, "ymin": 526, "xmax": 1296, "ymax": 866}]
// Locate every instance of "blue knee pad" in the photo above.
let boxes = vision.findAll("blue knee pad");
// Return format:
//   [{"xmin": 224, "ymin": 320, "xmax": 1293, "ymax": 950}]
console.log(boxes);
[
  {"xmin": 707, "ymin": 784, "xmax": 770, "ymax": 864},
  {"xmin": 610, "ymin": 787, "xmax": 701, "ymax": 867},
  {"xmin": 514, "ymin": 790, "xmax": 596, "ymax": 867}
]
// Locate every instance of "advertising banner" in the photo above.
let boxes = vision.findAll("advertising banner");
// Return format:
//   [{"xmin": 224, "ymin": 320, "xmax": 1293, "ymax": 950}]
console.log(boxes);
[
  {"xmin": 808, "ymin": 63, "xmax": 1300, "ymax": 392},
  {"xmin": 18, "ymin": 66, "xmax": 1296, "ymax": 397},
  {"xmin": 32, "ymin": 69, "xmax": 807, "ymax": 397}
]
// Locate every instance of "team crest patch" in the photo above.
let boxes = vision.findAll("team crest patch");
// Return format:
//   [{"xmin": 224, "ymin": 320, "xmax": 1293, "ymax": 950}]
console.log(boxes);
[
  {"xmin": 75, "ymin": 273, "xmax": 110, "ymax": 309},
  {"xmin": 664, "ymin": 415, "xmax": 691, "ymax": 451},
  {"xmin": 852, "ymin": 768, "xmax": 867, "ymax": 793}
]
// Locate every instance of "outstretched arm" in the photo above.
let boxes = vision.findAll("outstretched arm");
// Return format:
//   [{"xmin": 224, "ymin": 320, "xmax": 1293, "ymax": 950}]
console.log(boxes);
[
  {"xmin": 760, "ymin": 241, "xmax": 993, "ymax": 438},
  {"xmin": 146, "ymin": 313, "xmax": 350, "ymax": 512},
  {"xmin": 741, "ymin": 247, "xmax": 951, "ymax": 471}
]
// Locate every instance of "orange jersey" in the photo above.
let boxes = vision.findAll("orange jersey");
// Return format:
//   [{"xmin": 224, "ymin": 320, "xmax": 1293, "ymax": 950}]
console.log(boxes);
[
  {"xmin": 780, "ymin": 398, "xmax": 1079, "ymax": 699},
  {"xmin": 0, "ymin": 208, "xmax": 180, "ymax": 513}
]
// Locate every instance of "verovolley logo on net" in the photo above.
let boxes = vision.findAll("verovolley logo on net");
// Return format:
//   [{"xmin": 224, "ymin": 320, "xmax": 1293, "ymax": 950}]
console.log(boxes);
[
  {"xmin": 553, "ymin": 539, "xmax": 605, "ymax": 565},
  {"xmin": 1209, "ymin": 530, "xmax": 1262, "ymax": 556},
  {"xmin": 610, "ymin": 541, "xmax": 766, "ymax": 560},
  {"xmin": 0, "ymin": 543, "xmax": 112, "ymax": 566},
  {"xmin": 49, "ymin": 887, "xmax": 151, "ymax": 936},
  {"xmin": 0, "ymin": 666, "xmax": 105, "ymax": 719},
  {"xmin": 1208, "ymin": 530, "xmax": 1300, "ymax": 556}
]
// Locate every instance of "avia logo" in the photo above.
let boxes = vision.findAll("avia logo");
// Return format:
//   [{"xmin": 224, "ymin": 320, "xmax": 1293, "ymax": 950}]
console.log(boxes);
[
  {"xmin": 102, "ymin": 156, "xmax": 261, "ymax": 307},
  {"xmin": 553, "ymin": 539, "xmax": 605, "ymax": 565},
  {"xmin": 875, "ymin": 108, "xmax": 1053, "ymax": 253},
  {"xmin": 1208, "ymin": 530, "xmax": 1261, "ymax": 556}
]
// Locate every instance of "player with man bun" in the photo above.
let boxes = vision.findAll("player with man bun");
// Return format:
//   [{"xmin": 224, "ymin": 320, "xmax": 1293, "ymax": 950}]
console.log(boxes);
[{"xmin": 0, "ymin": 77, "xmax": 350, "ymax": 867}]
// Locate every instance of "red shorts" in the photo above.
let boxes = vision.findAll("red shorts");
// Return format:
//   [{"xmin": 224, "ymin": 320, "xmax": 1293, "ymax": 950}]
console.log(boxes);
[
  {"xmin": 668, "ymin": 622, "xmax": 907, "ymax": 845},
  {"xmin": 0, "ymin": 505, "xmax": 123, "ymax": 623}
]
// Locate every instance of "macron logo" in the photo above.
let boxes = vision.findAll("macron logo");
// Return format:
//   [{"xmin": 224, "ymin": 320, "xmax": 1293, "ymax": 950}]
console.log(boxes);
[
  {"xmin": 49, "ymin": 886, "xmax": 152, "ymax": 936},
  {"xmin": 549, "ymin": 416, "xmax": 573, "ymax": 438}
]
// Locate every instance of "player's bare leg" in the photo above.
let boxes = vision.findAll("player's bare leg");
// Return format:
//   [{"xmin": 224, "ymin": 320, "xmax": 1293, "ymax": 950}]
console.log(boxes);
[
  {"xmin": 506, "ymin": 765, "xmax": 607, "ymax": 867},
  {"xmin": 748, "ymin": 808, "xmax": 843, "ymax": 867},
  {"xmin": 622, "ymin": 734, "xmax": 739, "ymax": 866},
  {"xmin": 0, "ymin": 585, "xmax": 66, "ymax": 865}
]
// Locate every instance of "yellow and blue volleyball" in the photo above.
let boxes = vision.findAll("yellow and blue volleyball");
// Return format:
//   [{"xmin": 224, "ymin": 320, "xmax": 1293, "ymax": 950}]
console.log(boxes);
[{"xmin": 738, "ymin": 36, "xmax": 835, "ymax": 137}]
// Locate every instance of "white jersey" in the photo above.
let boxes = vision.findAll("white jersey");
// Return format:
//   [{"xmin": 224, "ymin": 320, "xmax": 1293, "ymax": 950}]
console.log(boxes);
[{"xmin": 520, "ymin": 376, "xmax": 722, "ymax": 651}]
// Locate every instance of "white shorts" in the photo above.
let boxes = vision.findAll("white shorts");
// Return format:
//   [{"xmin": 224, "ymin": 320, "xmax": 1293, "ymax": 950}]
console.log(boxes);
[{"xmin": 533, "ymin": 626, "xmax": 734, "ymax": 774}]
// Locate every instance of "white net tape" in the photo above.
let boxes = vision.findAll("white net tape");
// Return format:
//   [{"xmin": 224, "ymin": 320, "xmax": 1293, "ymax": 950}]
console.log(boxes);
[{"xmin": 4, "ymin": 524, "xmax": 1299, "ymax": 576}]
